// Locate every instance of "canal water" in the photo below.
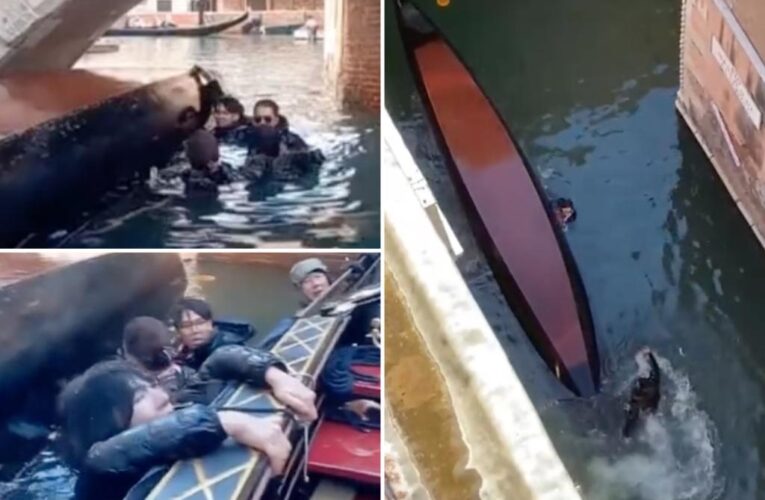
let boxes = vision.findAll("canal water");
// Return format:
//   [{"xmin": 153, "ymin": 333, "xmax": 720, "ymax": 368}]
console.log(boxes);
[
  {"xmin": 387, "ymin": 1, "xmax": 765, "ymax": 499},
  {"xmin": 0, "ymin": 254, "xmax": 301, "ymax": 498},
  {"xmin": 46, "ymin": 34, "xmax": 380, "ymax": 248}
]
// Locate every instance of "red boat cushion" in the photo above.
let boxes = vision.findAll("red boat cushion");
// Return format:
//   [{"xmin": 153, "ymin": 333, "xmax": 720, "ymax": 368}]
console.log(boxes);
[
  {"xmin": 351, "ymin": 365, "xmax": 380, "ymax": 399},
  {"xmin": 307, "ymin": 421, "xmax": 380, "ymax": 485}
]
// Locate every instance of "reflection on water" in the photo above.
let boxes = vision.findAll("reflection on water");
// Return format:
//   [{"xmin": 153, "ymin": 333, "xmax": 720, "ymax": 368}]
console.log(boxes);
[
  {"xmin": 53, "ymin": 35, "xmax": 380, "ymax": 248},
  {"xmin": 387, "ymin": 0, "xmax": 765, "ymax": 498}
]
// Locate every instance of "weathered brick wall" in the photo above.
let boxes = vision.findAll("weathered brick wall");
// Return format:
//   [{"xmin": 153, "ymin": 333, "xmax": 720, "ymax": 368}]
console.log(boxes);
[
  {"xmin": 339, "ymin": 0, "xmax": 380, "ymax": 110},
  {"xmin": 272, "ymin": 0, "xmax": 323, "ymax": 10}
]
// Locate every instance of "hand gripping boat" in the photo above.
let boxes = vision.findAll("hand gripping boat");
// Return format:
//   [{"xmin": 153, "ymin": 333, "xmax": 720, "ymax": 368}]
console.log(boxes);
[
  {"xmin": 394, "ymin": 0, "xmax": 600, "ymax": 396},
  {"xmin": 129, "ymin": 255, "xmax": 382, "ymax": 500}
]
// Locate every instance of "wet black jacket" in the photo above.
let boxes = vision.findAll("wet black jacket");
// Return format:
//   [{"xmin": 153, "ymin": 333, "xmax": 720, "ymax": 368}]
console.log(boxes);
[
  {"xmin": 73, "ymin": 405, "xmax": 225, "ymax": 500},
  {"xmin": 181, "ymin": 163, "xmax": 236, "ymax": 194},
  {"xmin": 213, "ymin": 123, "xmax": 252, "ymax": 147},
  {"xmin": 175, "ymin": 345, "xmax": 286, "ymax": 405}
]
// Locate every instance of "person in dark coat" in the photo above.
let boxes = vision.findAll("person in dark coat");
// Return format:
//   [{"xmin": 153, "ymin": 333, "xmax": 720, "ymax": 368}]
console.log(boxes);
[
  {"xmin": 170, "ymin": 297, "xmax": 317, "ymax": 419},
  {"xmin": 622, "ymin": 348, "xmax": 661, "ymax": 438},
  {"xmin": 58, "ymin": 360, "xmax": 293, "ymax": 500},
  {"xmin": 211, "ymin": 95, "xmax": 252, "ymax": 147},
  {"xmin": 181, "ymin": 130, "xmax": 236, "ymax": 194}
]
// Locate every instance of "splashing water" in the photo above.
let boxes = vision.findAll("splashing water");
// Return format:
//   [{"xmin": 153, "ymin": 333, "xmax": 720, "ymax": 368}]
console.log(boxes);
[{"xmin": 587, "ymin": 355, "xmax": 722, "ymax": 500}]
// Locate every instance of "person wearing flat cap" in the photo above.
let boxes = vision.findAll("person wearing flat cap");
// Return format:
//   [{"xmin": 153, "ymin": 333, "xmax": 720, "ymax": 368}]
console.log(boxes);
[{"xmin": 257, "ymin": 258, "xmax": 331, "ymax": 350}]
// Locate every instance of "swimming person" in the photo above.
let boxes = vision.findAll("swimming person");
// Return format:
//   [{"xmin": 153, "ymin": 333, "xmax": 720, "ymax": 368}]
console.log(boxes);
[
  {"xmin": 59, "ymin": 361, "xmax": 293, "ymax": 500},
  {"xmin": 211, "ymin": 95, "xmax": 251, "ymax": 146},
  {"xmin": 121, "ymin": 316, "xmax": 190, "ymax": 399},
  {"xmin": 622, "ymin": 347, "xmax": 661, "ymax": 438},
  {"xmin": 553, "ymin": 197, "xmax": 577, "ymax": 229},
  {"xmin": 181, "ymin": 130, "xmax": 235, "ymax": 194}
]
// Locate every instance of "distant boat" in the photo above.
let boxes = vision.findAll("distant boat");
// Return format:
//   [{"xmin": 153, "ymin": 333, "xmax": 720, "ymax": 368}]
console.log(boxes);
[
  {"xmin": 262, "ymin": 23, "xmax": 303, "ymax": 35},
  {"xmin": 293, "ymin": 26, "xmax": 324, "ymax": 41},
  {"xmin": 86, "ymin": 43, "xmax": 119, "ymax": 54},
  {"xmin": 105, "ymin": 12, "xmax": 248, "ymax": 37}
]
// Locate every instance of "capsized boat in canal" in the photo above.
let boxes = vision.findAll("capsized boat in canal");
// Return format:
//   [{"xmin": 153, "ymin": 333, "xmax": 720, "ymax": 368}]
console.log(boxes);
[
  {"xmin": 0, "ymin": 253, "xmax": 186, "ymax": 423},
  {"xmin": 394, "ymin": 0, "xmax": 600, "ymax": 396},
  {"xmin": 130, "ymin": 255, "xmax": 381, "ymax": 500},
  {"xmin": 0, "ymin": 66, "xmax": 223, "ymax": 247},
  {"xmin": 105, "ymin": 12, "xmax": 249, "ymax": 37}
]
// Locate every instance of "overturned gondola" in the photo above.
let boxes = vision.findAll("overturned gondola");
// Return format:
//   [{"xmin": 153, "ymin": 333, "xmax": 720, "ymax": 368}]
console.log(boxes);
[
  {"xmin": 394, "ymin": 0, "xmax": 600, "ymax": 396},
  {"xmin": 0, "ymin": 67, "xmax": 223, "ymax": 247}
]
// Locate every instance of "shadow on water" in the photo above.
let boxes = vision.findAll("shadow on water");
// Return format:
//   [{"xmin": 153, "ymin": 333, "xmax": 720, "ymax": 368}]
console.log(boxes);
[
  {"xmin": 387, "ymin": 0, "xmax": 765, "ymax": 498},
  {"xmin": 47, "ymin": 36, "xmax": 380, "ymax": 248}
]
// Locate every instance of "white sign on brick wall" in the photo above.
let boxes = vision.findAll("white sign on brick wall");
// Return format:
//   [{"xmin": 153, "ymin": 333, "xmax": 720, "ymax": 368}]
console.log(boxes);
[
  {"xmin": 712, "ymin": 36, "xmax": 762, "ymax": 129},
  {"xmin": 0, "ymin": 0, "xmax": 39, "ymax": 45}
]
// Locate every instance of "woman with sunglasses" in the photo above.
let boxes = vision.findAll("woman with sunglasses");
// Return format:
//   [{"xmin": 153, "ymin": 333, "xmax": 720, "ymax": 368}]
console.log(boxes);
[
  {"xmin": 59, "ymin": 360, "xmax": 294, "ymax": 500},
  {"xmin": 250, "ymin": 99, "xmax": 309, "ymax": 156}
]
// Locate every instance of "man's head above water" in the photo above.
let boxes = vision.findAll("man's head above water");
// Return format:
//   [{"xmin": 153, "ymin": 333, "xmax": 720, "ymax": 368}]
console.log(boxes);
[
  {"xmin": 253, "ymin": 99, "xmax": 284, "ymax": 129},
  {"xmin": 123, "ymin": 316, "xmax": 173, "ymax": 372},
  {"xmin": 213, "ymin": 95, "xmax": 245, "ymax": 129},
  {"xmin": 290, "ymin": 258, "xmax": 330, "ymax": 302},
  {"xmin": 184, "ymin": 130, "xmax": 220, "ymax": 170},
  {"xmin": 171, "ymin": 297, "xmax": 216, "ymax": 350}
]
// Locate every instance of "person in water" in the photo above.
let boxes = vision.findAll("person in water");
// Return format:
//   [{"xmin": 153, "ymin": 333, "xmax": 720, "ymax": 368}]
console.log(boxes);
[
  {"xmin": 553, "ymin": 197, "xmax": 577, "ymax": 229},
  {"xmin": 622, "ymin": 347, "xmax": 661, "ymax": 438},
  {"xmin": 121, "ymin": 316, "xmax": 189, "ymax": 398},
  {"xmin": 257, "ymin": 258, "xmax": 332, "ymax": 351},
  {"xmin": 211, "ymin": 95, "xmax": 250, "ymax": 145},
  {"xmin": 181, "ymin": 130, "xmax": 235, "ymax": 194},
  {"xmin": 170, "ymin": 297, "xmax": 317, "ymax": 420},
  {"xmin": 59, "ymin": 360, "xmax": 293, "ymax": 500}
]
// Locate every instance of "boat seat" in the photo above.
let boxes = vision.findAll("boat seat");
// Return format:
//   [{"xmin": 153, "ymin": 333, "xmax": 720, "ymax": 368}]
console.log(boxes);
[
  {"xmin": 351, "ymin": 364, "xmax": 380, "ymax": 399},
  {"xmin": 307, "ymin": 421, "xmax": 380, "ymax": 485}
]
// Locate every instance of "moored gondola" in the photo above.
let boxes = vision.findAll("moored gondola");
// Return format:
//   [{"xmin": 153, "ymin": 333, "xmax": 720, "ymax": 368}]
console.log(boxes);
[{"xmin": 105, "ymin": 13, "xmax": 249, "ymax": 37}]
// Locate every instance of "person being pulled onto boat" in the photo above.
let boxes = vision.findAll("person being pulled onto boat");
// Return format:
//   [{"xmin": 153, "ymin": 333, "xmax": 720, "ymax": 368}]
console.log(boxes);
[
  {"xmin": 58, "ymin": 360, "xmax": 294, "ymax": 500},
  {"xmin": 211, "ymin": 95, "xmax": 251, "ymax": 146},
  {"xmin": 622, "ymin": 347, "xmax": 661, "ymax": 438},
  {"xmin": 257, "ymin": 258, "xmax": 332, "ymax": 351},
  {"xmin": 181, "ymin": 130, "xmax": 236, "ymax": 194},
  {"xmin": 169, "ymin": 296, "xmax": 317, "ymax": 419},
  {"xmin": 553, "ymin": 197, "xmax": 577, "ymax": 229},
  {"xmin": 243, "ymin": 99, "xmax": 325, "ymax": 181}
]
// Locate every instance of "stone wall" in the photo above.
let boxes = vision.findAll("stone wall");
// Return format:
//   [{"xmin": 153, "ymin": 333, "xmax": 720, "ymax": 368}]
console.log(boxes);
[
  {"xmin": 677, "ymin": 0, "xmax": 765, "ymax": 246},
  {"xmin": 324, "ymin": 0, "xmax": 380, "ymax": 111}
]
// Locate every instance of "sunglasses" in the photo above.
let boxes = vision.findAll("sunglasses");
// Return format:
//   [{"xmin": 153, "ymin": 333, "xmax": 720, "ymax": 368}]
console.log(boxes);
[{"xmin": 254, "ymin": 115, "xmax": 275, "ymax": 124}]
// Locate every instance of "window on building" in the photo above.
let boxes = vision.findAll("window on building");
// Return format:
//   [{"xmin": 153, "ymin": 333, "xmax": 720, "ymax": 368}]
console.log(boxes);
[{"xmin": 157, "ymin": 0, "xmax": 173, "ymax": 12}]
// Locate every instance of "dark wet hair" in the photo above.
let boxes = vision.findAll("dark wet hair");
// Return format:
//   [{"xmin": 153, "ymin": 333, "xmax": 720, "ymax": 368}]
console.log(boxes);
[
  {"xmin": 184, "ymin": 130, "xmax": 220, "ymax": 169},
  {"xmin": 215, "ymin": 95, "xmax": 245, "ymax": 118},
  {"xmin": 123, "ymin": 316, "xmax": 172, "ymax": 371},
  {"xmin": 554, "ymin": 197, "xmax": 577, "ymax": 222},
  {"xmin": 58, "ymin": 361, "xmax": 152, "ymax": 467},
  {"xmin": 171, "ymin": 297, "xmax": 214, "ymax": 327}
]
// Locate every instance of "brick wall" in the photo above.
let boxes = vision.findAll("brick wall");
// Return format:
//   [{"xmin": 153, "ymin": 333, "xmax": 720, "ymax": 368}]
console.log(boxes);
[
  {"xmin": 271, "ymin": 0, "xmax": 323, "ymax": 10},
  {"xmin": 337, "ymin": 0, "xmax": 380, "ymax": 110}
]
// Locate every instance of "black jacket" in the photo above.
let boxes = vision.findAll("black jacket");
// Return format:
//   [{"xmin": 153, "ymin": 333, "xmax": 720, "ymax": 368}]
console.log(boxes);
[
  {"xmin": 175, "ymin": 344, "xmax": 286, "ymax": 405},
  {"xmin": 74, "ymin": 405, "xmax": 225, "ymax": 500},
  {"xmin": 176, "ymin": 328, "xmax": 249, "ymax": 371}
]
